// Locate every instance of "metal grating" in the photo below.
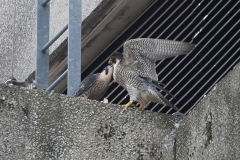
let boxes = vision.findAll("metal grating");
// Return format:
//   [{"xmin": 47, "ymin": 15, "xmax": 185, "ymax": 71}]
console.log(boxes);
[{"xmin": 75, "ymin": 1, "xmax": 239, "ymax": 115}]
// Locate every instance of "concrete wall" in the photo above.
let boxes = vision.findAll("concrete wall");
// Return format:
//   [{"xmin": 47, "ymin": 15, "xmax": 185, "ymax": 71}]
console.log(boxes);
[
  {"xmin": 0, "ymin": 0, "xmax": 103, "ymax": 83},
  {"xmin": 176, "ymin": 62, "xmax": 240, "ymax": 159},
  {"xmin": 0, "ymin": 0, "xmax": 36, "ymax": 82},
  {"xmin": 0, "ymin": 60, "xmax": 239, "ymax": 160}
]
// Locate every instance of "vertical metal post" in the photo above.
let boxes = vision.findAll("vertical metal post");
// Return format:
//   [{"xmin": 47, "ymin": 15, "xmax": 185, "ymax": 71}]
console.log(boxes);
[
  {"xmin": 68, "ymin": 0, "xmax": 81, "ymax": 95},
  {"xmin": 36, "ymin": 0, "xmax": 50, "ymax": 86}
]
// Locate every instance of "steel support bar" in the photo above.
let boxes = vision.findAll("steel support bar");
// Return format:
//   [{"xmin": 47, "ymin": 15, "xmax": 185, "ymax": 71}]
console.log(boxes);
[
  {"xmin": 36, "ymin": 0, "xmax": 49, "ymax": 86},
  {"xmin": 45, "ymin": 70, "xmax": 68, "ymax": 92},
  {"xmin": 41, "ymin": 24, "xmax": 68, "ymax": 53},
  {"xmin": 42, "ymin": 0, "xmax": 50, "ymax": 6},
  {"xmin": 67, "ymin": 0, "xmax": 81, "ymax": 95}
]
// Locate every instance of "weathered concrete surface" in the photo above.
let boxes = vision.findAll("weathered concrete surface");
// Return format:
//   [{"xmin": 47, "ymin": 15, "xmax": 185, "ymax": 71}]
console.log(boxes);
[
  {"xmin": 1, "ymin": 63, "xmax": 239, "ymax": 159},
  {"xmin": 0, "ymin": 0, "xmax": 36, "ymax": 82},
  {"xmin": 176, "ymin": 63, "xmax": 240, "ymax": 159},
  {"xmin": 0, "ymin": 84, "xmax": 179, "ymax": 159}
]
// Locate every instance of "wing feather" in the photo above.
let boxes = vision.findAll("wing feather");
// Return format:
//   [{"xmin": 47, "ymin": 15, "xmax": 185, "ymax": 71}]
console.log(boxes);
[
  {"xmin": 122, "ymin": 38, "xmax": 194, "ymax": 80},
  {"xmin": 72, "ymin": 73, "xmax": 99, "ymax": 97}
]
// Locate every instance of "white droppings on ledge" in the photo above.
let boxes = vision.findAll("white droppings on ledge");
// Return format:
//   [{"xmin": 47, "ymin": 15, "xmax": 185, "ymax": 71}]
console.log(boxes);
[
  {"xmin": 174, "ymin": 122, "xmax": 180, "ymax": 129},
  {"xmin": 103, "ymin": 98, "xmax": 108, "ymax": 104},
  {"xmin": 163, "ymin": 144, "xmax": 168, "ymax": 150},
  {"xmin": 211, "ymin": 85, "xmax": 217, "ymax": 91},
  {"xmin": 1, "ymin": 96, "xmax": 5, "ymax": 100}
]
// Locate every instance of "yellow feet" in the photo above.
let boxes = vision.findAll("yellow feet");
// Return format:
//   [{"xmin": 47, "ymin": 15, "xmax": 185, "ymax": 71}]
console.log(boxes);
[
  {"xmin": 138, "ymin": 105, "xmax": 145, "ymax": 111},
  {"xmin": 122, "ymin": 102, "xmax": 145, "ymax": 111},
  {"xmin": 123, "ymin": 102, "xmax": 135, "ymax": 110}
]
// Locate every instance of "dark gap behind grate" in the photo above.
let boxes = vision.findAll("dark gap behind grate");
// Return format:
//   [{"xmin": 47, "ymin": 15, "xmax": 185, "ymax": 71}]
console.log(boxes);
[{"xmin": 66, "ymin": 0, "xmax": 239, "ymax": 115}]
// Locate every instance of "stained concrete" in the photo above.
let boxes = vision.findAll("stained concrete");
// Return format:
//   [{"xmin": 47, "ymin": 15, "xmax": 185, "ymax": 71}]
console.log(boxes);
[
  {"xmin": 0, "ymin": 63, "xmax": 239, "ymax": 159},
  {"xmin": 0, "ymin": 84, "xmax": 179, "ymax": 159},
  {"xmin": 177, "ymin": 63, "xmax": 240, "ymax": 159}
]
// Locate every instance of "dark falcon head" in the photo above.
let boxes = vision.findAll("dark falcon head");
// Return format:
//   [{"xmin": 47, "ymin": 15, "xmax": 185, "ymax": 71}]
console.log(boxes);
[{"xmin": 108, "ymin": 52, "xmax": 123, "ymax": 65}]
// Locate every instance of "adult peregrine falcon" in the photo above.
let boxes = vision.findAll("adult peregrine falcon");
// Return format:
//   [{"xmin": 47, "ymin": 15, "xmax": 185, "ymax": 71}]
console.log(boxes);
[
  {"xmin": 72, "ymin": 65, "xmax": 113, "ymax": 100},
  {"xmin": 108, "ymin": 38, "xmax": 195, "ymax": 110}
]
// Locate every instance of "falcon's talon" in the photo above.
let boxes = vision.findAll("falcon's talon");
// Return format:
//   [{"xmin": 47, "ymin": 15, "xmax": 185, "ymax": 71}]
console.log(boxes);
[
  {"xmin": 138, "ymin": 105, "xmax": 145, "ymax": 111},
  {"xmin": 122, "ymin": 102, "xmax": 135, "ymax": 110}
]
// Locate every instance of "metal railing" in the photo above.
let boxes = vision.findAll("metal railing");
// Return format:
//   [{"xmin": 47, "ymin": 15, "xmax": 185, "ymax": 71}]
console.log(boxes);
[{"xmin": 36, "ymin": 0, "xmax": 81, "ymax": 95}]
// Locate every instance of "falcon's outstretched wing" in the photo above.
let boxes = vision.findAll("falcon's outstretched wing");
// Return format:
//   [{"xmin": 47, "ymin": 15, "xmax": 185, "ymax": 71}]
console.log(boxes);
[{"xmin": 122, "ymin": 38, "xmax": 195, "ymax": 80}]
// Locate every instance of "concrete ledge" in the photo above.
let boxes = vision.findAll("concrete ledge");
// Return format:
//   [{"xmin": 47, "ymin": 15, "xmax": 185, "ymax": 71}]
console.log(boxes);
[
  {"xmin": 1, "ymin": 62, "xmax": 239, "ymax": 159},
  {"xmin": 0, "ymin": 84, "xmax": 179, "ymax": 159}
]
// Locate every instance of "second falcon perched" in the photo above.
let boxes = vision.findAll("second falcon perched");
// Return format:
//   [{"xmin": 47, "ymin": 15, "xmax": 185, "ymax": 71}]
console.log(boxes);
[
  {"xmin": 72, "ymin": 65, "xmax": 113, "ymax": 101},
  {"xmin": 108, "ymin": 38, "xmax": 195, "ymax": 110}
]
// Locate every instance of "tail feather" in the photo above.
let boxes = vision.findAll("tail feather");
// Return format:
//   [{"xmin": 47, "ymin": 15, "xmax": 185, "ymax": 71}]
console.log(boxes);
[
  {"xmin": 140, "ymin": 75, "xmax": 176, "ymax": 99},
  {"xmin": 156, "ymin": 91, "xmax": 178, "ymax": 110},
  {"xmin": 140, "ymin": 75, "xmax": 178, "ymax": 110}
]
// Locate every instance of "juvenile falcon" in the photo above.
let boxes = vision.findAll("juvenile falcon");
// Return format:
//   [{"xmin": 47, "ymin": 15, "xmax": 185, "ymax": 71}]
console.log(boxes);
[
  {"xmin": 72, "ymin": 65, "xmax": 113, "ymax": 100},
  {"xmin": 108, "ymin": 38, "xmax": 195, "ymax": 110}
]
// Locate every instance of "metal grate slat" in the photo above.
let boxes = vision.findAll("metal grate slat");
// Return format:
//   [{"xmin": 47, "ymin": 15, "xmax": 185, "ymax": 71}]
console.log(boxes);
[
  {"xmin": 81, "ymin": 1, "xmax": 159, "ymax": 76},
  {"xmin": 153, "ymin": 1, "xmax": 239, "ymax": 112},
  {"xmin": 180, "ymin": 38, "xmax": 240, "ymax": 112},
  {"xmin": 186, "ymin": 48, "xmax": 240, "ymax": 114},
  {"xmin": 169, "ymin": 23, "xmax": 239, "ymax": 113},
  {"xmin": 107, "ymin": 1, "xmax": 196, "ymax": 105},
  {"xmin": 166, "ymin": 6, "xmax": 239, "ymax": 106},
  {"xmin": 77, "ymin": 1, "xmax": 239, "ymax": 114},
  {"xmin": 117, "ymin": 1, "xmax": 203, "ymax": 107}
]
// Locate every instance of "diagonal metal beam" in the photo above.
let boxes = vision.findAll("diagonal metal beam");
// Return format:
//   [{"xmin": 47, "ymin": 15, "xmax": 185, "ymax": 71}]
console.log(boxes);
[{"xmin": 41, "ymin": 24, "xmax": 68, "ymax": 53}]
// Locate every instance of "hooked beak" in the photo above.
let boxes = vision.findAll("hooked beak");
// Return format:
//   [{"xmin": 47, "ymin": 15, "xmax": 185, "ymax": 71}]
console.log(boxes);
[
  {"xmin": 104, "ymin": 66, "xmax": 109, "ymax": 74},
  {"xmin": 103, "ymin": 65, "xmax": 113, "ymax": 75},
  {"xmin": 108, "ymin": 56, "xmax": 114, "ymax": 64}
]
